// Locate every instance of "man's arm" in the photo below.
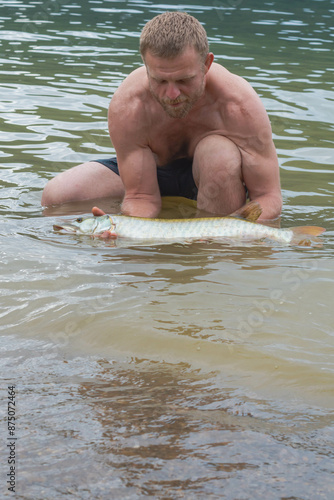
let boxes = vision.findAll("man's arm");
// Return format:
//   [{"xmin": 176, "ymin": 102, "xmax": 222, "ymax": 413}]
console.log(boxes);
[
  {"xmin": 241, "ymin": 139, "xmax": 282, "ymax": 221},
  {"xmin": 117, "ymin": 147, "xmax": 161, "ymax": 218},
  {"xmin": 108, "ymin": 80, "xmax": 161, "ymax": 218},
  {"xmin": 230, "ymin": 83, "xmax": 282, "ymax": 220}
]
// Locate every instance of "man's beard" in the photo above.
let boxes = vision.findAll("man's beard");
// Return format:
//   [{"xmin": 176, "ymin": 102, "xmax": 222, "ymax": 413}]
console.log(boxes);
[
  {"xmin": 150, "ymin": 80, "xmax": 205, "ymax": 119},
  {"xmin": 159, "ymin": 97, "xmax": 194, "ymax": 118}
]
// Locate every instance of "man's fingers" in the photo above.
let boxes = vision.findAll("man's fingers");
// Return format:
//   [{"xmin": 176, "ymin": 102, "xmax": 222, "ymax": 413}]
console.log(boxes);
[{"xmin": 92, "ymin": 206, "xmax": 106, "ymax": 216}]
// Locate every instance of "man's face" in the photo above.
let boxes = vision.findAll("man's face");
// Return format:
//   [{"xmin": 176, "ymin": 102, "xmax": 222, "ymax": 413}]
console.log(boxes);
[{"xmin": 145, "ymin": 47, "xmax": 212, "ymax": 119}]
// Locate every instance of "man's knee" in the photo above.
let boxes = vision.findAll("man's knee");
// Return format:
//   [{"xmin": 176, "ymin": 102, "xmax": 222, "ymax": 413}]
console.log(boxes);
[
  {"xmin": 192, "ymin": 135, "xmax": 246, "ymax": 214},
  {"xmin": 193, "ymin": 134, "xmax": 242, "ymax": 183},
  {"xmin": 41, "ymin": 175, "xmax": 64, "ymax": 206},
  {"xmin": 41, "ymin": 163, "xmax": 92, "ymax": 206}
]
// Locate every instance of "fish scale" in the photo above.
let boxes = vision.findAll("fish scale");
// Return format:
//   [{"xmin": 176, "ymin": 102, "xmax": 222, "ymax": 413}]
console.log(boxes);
[{"xmin": 109, "ymin": 215, "xmax": 293, "ymax": 243}]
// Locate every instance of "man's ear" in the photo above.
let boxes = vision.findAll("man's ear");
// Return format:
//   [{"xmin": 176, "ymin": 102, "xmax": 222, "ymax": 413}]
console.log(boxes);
[{"xmin": 204, "ymin": 52, "xmax": 214, "ymax": 73}]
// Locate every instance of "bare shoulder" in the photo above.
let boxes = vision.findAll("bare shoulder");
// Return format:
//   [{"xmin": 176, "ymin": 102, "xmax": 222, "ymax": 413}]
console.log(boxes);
[
  {"xmin": 108, "ymin": 67, "xmax": 149, "ymax": 133},
  {"xmin": 211, "ymin": 63, "xmax": 260, "ymax": 99},
  {"xmin": 210, "ymin": 63, "xmax": 269, "ymax": 123}
]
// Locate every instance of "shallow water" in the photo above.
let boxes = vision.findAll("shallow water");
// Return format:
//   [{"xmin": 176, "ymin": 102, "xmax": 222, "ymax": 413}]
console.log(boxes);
[{"xmin": 1, "ymin": 0, "xmax": 334, "ymax": 498}]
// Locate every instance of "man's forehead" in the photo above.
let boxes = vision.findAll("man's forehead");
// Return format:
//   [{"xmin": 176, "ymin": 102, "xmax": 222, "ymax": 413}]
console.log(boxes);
[
  {"xmin": 145, "ymin": 46, "xmax": 202, "ymax": 65},
  {"xmin": 144, "ymin": 47, "xmax": 203, "ymax": 77}
]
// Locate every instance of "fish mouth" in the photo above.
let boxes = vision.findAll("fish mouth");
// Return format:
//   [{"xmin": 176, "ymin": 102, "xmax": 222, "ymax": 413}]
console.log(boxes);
[{"xmin": 53, "ymin": 223, "xmax": 79, "ymax": 233}]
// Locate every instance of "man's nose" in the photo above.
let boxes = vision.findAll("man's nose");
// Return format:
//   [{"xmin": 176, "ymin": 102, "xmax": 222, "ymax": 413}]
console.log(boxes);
[{"xmin": 165, "ymin": 83, "xmax": 181, "ymax": 100}]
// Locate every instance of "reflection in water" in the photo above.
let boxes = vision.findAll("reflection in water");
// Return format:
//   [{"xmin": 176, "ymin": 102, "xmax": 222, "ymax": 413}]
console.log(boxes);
[
  {"xmin": 9, "ymin": 345, "xmax": 333, "ymax": 499},
  {"xmin": 1, "ymin": 0, "xmax": 334, "ymax": 498}
]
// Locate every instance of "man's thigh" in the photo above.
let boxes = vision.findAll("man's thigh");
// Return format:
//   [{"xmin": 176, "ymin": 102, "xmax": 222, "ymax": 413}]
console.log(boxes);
[
  {"xmin": 96, "ymin": 157, "xmax": 198, "ymax": 200},
  {"xmin": 41, "ymin": 161, "xmax": 124, "ymax": 206}
]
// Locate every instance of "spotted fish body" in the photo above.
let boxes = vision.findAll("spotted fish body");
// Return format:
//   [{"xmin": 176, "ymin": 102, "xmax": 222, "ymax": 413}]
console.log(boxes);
[
  {"xmin": 96, "ymin": 214, "xmax": 294, "ymax": 243},
  {"xmin": 53, "ymin": 202, "xmax": 325, "ymax": 246}
]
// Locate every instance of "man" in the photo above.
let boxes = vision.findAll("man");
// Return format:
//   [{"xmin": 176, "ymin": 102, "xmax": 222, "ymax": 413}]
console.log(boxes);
[{"xmin": 41, "ymin": 11, "xmax": 282, "ymax": 220}]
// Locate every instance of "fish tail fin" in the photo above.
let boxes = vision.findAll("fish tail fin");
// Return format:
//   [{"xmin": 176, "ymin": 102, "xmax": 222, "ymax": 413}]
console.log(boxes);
[
  {"xmin": 230, "ymin": 201, "xmax": 262, "ymax": 222},
  {"xmin": 291, "ymin": 226, "xmax": 326, "ymax": 236},
  {"xmin": 290, "ymin": 226, "xmax": 326, "ymax": 246}
]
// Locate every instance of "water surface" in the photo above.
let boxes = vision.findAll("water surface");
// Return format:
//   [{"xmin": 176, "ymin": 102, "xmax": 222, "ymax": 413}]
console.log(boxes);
[{"xmin": 1, "ymin": 1, "xmax": 334, "ymax": 498}]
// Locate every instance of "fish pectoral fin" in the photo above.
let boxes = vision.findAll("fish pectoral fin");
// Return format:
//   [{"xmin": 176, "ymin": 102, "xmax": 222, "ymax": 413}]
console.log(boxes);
[
  {"xmin": 95, "ymin": 230, "xmax": 117, "ymax": 240},
  {"xmin": 229, "ymin": 201, "xmax": 262, "ymax": 222}
]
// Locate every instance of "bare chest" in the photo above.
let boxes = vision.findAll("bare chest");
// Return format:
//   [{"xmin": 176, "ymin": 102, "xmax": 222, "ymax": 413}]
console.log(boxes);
[
  {"xmin": 148, "ymin": 115, "xmax": 224, "ymax": 166},
  {"xmin": 150, "ymin": 127, "xmax": 190, "ymax": 165}
]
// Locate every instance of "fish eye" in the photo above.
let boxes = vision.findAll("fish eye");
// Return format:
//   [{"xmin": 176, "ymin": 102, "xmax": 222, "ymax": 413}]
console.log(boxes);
[{"xmin": 76, "ymin": 217, "xmax": 83, "ymax": 223}]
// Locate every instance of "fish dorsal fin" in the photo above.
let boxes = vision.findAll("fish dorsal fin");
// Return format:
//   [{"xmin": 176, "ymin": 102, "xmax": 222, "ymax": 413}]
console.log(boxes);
[
  {"xmin": 162, "ymin": 196, "xmax": 197, "ymax": 208},
  {"xmin": 230, "ymin": 201, "xmax": 262, "ymax": 222}
]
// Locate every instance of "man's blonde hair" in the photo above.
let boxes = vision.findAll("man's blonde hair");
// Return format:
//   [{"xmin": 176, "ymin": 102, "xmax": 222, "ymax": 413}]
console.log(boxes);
[{"xmin": 140, "ymin": 12, "xmax": 209, "ymax": 62}]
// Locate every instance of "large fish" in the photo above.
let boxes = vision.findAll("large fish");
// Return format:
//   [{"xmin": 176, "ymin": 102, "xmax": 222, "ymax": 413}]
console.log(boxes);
[{"xmin": 53, "ymin": 201, "xmax": 325, "ymax": 246}]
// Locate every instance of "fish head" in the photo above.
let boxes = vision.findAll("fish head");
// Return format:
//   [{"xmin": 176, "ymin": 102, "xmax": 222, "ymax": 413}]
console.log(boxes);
[{"xmin": 54, "ymin": 215, "xmax": 116, "ymax": 236}]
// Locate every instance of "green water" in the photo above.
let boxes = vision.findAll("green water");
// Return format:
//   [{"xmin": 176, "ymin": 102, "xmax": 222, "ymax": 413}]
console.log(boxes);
[{"xmin": 1, "ymin": 1, "xmax": 334, "ymax": 498}]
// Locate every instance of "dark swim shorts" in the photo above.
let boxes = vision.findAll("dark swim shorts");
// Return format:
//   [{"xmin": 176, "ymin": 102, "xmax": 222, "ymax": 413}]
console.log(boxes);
[{"xmin": 92, "ymin": 157, "xmax": 198, "ymax": 200}]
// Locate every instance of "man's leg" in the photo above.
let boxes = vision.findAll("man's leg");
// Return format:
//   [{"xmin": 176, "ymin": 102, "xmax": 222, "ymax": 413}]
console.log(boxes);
[
  {"xmin": 41, "ymin": 161, "xmax": 125, "ymax": 206},
  {"xmin": 192, "ymin": 135, "xmax": 246, "ymax": 215}
]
